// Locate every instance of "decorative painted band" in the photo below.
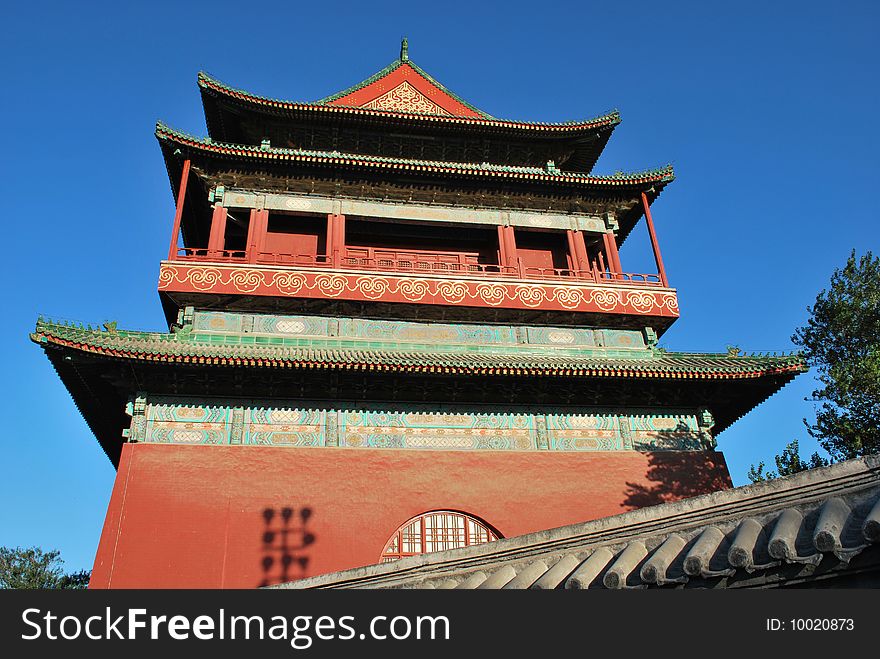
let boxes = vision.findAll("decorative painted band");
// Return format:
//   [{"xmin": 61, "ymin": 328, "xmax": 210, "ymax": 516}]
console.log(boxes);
[
  {"xmin": 159, "ymin": 263, "xmax": 679, "ymax": 317},
  {"xmin": 129, "ymin": 396, "xmax": 710, "ymax": 452}
]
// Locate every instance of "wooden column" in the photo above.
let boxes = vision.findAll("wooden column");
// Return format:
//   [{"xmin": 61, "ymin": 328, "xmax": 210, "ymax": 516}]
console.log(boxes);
[
  {"xmin": 326, "ymin": 214, "xmax": 335, "ymax": 265},
  {"xmin": 245, "ymin": 209, "xmax": 258, "ymax": 263},
  {"xmin": 503, "ymin": 226, "xmax": 519, "ymax": 273},
  {"xmin": 207, "ymin": 203, "xmax": 228, "ymax": 256},
  {"xmin": 566, "ymin": 230, "xmax": 578, "ymax": 272},
  {"xmin": 570, "ymin": 230, "xmax": 591, "ymax": 273},
  {"xmin": 327, "ymin": 214, "xmax": 345, "ymax": 267},
  {"xmin": 604, "ymin": 231, "xmax": 623, "ymax": 275},
  {"xmin": 167, "ymin": 159, "xmax": 191, "ymax": 260},
  {"xmin": 599, "ymin": 233, "xmax": 614, "ymax": 273},
  {"xmin": 497, "ymin": 225, "xmax": 507, "ymax": 269},
  {"xmin": 255, "ymin": 210, "xmax": 270, "ymax": 261},
  {"xmin": 334, "ymin": 214, "xmax": 346, "ymax": 264},
  {"xmin": 611, "ymin": 235, "xmax": 623, "ymax": 274},
  {"xmin": 641, "ymin": 191, "xmax": 669, "ymax": 287}
]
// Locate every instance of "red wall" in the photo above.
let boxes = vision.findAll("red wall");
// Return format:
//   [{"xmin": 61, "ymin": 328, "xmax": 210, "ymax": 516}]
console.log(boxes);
[
  {"xmin": 90, "ymin": 443, "xmax": 731, "ymax": 589},
  {"xmin": 516, "ymin": 231, "xmax": 569, "ymax": 272},
  {"xmin": 261, "ymin": 215, "xmax": 325, "ymax": 258},
  {"xmin": 262, "ymin": 231, "xmax": 320, "ymax": 258}
]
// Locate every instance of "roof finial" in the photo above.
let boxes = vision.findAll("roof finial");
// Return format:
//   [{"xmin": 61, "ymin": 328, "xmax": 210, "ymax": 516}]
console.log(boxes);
[{"xmin": 400, "ymin": 36, "xmax": 409, "ymax": 61}]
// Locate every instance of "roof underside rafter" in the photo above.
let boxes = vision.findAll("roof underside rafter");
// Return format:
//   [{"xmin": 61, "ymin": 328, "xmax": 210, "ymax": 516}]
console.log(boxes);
[{"xmin": 156, "ymin": 121, "xmax": 673, "ymax": 190}]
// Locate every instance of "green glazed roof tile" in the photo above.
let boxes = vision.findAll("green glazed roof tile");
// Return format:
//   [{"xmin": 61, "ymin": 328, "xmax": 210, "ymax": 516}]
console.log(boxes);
[
  {"xmin": 31, "ymin": 319, "xmax": 806, "ymax": 379},
  {"xmin": 156, "ymin": 121, "xmax": 674, "ymax": 187}
]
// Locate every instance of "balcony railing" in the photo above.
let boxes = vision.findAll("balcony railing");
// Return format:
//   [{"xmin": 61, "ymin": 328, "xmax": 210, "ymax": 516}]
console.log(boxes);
[
  {"xmin": 178, "ymin": 248, "xmax": 248, "ymax": 261},
  {"xmin": 174, "ymin": 247, "xmax": 663, "ymax": 287}
]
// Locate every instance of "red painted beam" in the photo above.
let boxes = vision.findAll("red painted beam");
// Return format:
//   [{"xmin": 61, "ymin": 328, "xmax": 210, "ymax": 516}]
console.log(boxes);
[
  {"xmin": 167, "ymin": 159, "xmax": 191, "ymax": 261},
  {"xmin": 642, "ymin": 192, "xmax": 669, "ymax": 288}
]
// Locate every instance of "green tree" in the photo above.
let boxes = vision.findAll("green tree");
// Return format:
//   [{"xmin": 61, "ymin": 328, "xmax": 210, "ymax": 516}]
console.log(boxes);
[
  {"xmin": 58, "ymin": 570, "xmax": 91, "ymax": 589},
  {"xmin": 0, "ymin": 546, "xmax": 90, "ymax": 589},
  {"xmin": 792, "ymin": 250, "xmax": 880, "ymax": 460},
  {"xmin": 747, "ymin": 439, "xmax": 830, "ymax": 483}
]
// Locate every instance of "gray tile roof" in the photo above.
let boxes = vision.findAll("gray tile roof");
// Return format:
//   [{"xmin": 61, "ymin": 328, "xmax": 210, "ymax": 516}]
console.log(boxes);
[{"xmin": 275, "ymin": 455, "xmax": 880, "ymax": 589}]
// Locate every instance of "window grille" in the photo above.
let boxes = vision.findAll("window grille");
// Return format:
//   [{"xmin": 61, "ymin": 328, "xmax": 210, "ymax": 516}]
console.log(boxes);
[{"xmin": 381, "ymin": 511, "xmax": 499, "ymax": 562}]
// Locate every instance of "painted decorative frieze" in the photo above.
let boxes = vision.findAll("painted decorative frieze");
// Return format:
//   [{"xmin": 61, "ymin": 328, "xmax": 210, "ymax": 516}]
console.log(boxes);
[
  {"xmin": 627, "ymin": 414, "xmax": 705, "ymax": 451},
  {"xmin": 132, "ymin": 396, "xmax": 711, "ymax": 453},
  {"xmin": 546, "ymin": 413, "xmax": 623, "ymax": 451},
  {"xmin": 189, "ymin": 310, "xmax": 648, "ymax": 352},
  {"xmin": 143, "ymin": 401, "xmax": 231, "ymax": 445},
  {"xmin": 361, "ymin": 81, "xmax": 452, "ymax": 116},
  {"xmin": 160, "ymin": 263, "xmax": 679, "ymax": 318},
  {"xmin": 340, "ymin": 410, "xmax": 535, "ymax": 451},
  {"xmin": 248, "ymin": 408, "xmax": 326, "ymax": 447}
]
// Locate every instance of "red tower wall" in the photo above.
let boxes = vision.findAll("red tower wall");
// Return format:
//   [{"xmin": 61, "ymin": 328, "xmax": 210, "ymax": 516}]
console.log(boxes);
[{"xmin": 89, "ymin": 443, "xmax": 731, "ymax": 589}]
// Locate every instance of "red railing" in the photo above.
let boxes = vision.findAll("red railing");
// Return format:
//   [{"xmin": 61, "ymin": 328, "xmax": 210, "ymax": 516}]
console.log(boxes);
[
  {"xmin": 255, "ymin": 252, "xmax": 332, "ymax": 267},
  {"xmin": 176, "ymin": 247, "xmax": 247, "ymax": 261},
  {"xmin": 340, "ymin": 247, "xmax": 513, "ymax": 275},
  {"xmin": 173, "ymin": 247, "xmax": 663, "ymax": 286}
]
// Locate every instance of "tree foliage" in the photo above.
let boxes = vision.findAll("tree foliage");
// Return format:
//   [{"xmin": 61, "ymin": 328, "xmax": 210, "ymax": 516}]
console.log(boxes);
[
  {"xmin": 792, "ymin": 250, "xmax": 880, "ymax": 461},
  {"xmin": 747, "ymin": 439, "xmax": 830, "ymax": 483},
  {"xmin": 0, "ymin": 546, "xmax": 90, "ymax": 589},
  {"xmin": 748, "ymin": 251, "xmax": 878, "ymax": 482}
]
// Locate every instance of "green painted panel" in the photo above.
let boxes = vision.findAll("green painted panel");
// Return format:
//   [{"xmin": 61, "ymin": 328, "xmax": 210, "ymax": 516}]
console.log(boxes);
[
  {"xmin": 132, "ymin": 395, "xmax": 709, "ymax": 453},
  {"xmin": 189, "ymin": 311, "xmax": 648, "ymax": 357}
]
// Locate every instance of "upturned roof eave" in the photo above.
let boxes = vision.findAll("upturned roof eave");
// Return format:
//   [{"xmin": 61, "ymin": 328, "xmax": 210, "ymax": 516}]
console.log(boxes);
[
  {"xmin": 155, "ymin": 121, "xmax": 673, "ymax": 190},
  {"xmin": 31, "ymin": 320, "xmax": 808, "ymax": 460},
  {"xmin": 31, "ymin": 321, "xmax": 807, "ymax": 381},
  {"xmin": 198, "ymin": 70, "xmax": 622, "ymax": 135}
]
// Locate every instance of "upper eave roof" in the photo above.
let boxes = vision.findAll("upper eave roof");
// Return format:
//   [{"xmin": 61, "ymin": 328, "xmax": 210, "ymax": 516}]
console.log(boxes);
[
  {"xmin": 32, "ymin": 319, "xmax": 805, "ymax": 381},
  {"xmin": 198, "ymin": 70, "xmax": 622, "ymax": 135},
  {"xmin": 156, "ymin": 121, "xmax": 673, "ymax": 190}
]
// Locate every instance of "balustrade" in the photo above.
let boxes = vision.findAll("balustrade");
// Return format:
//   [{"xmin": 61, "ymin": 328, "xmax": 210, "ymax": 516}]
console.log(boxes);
[{"xmin": 173, "ymin": 245, "xmax": 663, "ymax": 287}]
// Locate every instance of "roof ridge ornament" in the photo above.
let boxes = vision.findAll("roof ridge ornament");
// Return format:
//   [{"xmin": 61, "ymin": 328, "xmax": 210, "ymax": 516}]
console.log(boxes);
[{"xmin": 400, "ymin": 36, "xmax": 409, "ymax": 62}]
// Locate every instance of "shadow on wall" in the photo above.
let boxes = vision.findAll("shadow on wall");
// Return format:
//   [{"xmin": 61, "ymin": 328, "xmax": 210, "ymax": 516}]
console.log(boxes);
[
  {"xmin": 259, "ymin": 507, "xmax": 315, "ymax": 587},
  {"xmin": 622, "ymin": 448, "xmax": 731, "ymax": 511}
]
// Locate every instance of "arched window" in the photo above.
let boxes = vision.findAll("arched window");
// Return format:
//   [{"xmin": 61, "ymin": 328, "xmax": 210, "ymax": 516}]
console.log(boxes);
[{"xmin": 381, "ymin": 510, "xmax": 500, "ymax": 562}]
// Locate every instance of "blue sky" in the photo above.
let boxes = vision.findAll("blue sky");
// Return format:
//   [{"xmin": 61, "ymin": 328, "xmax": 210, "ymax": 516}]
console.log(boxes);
[{"xmin": 1, "ymin": 1, "xmax": 877, "ymax": 573}]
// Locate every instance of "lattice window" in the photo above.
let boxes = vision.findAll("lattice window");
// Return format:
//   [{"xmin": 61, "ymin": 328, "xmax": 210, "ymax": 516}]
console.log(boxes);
[{"xmin": 381, "ymin": 511, "xmax": 500, "ymax": 563}]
